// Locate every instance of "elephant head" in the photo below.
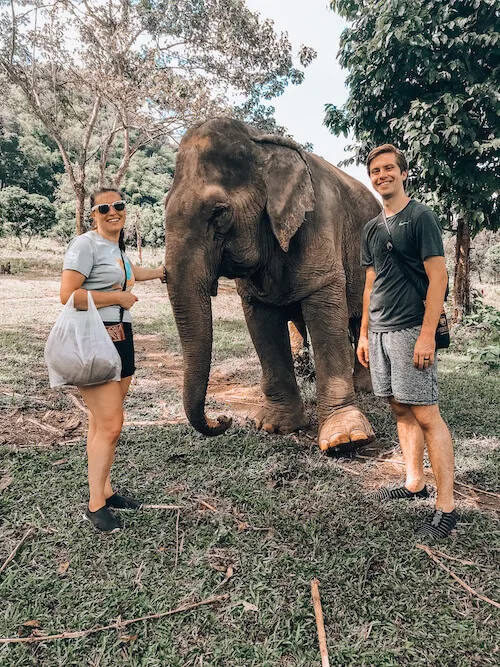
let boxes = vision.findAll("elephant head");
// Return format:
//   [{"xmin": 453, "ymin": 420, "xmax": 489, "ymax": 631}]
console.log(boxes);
[{"xmin": 164, "ymin": 118, "xmax": 315, "ymax": 436}]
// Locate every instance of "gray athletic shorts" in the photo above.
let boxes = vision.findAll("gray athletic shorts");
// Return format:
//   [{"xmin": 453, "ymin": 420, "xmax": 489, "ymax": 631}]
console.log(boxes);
[{"xmin": 368, "ymin": 325, "xmax": 438, "ymax": 405}]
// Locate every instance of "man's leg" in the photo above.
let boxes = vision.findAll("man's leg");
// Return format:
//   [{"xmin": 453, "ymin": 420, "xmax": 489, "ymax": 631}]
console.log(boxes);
[
  {"xmin": 390, "ymin": 398, "xmax": 426, "ymax": 493},
  {"xmin": 410, "ymin": 404, "xmax": 455, "ymax": 512}
]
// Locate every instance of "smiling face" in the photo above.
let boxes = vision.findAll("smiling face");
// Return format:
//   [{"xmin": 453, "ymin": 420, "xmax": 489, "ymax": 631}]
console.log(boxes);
[
  {"xmin": 368, "ymin": 152, "xmax": 408, "ymax": 200},
  {"xmin": 91, "ymin": 190, "xmax": 126, "ymax": 241}
]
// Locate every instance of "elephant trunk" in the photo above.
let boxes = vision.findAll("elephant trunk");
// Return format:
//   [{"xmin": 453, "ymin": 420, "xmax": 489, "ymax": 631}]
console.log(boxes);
[{"xmin": 166, "ymin": 259, "xmax": 231, "ymax": 437}]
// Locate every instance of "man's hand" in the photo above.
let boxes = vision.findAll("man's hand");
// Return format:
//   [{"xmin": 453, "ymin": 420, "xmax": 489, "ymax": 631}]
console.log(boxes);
[
  {"xmin": 414, "ymin": 331, "xmax": 436, "ymax": 370},
  {"xmin": 357, "ymin": 335, "xmax": 370, "ymax": 369}
]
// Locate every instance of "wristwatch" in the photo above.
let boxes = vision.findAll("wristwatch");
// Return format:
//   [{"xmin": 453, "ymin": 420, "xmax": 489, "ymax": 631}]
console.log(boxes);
[{"xmin": 161, "ymin": 266, "xmax": 168, "ymax": 284}]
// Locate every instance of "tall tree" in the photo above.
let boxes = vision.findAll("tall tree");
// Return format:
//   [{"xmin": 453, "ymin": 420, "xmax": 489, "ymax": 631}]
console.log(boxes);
[
  {"xmin": 325, "ymin": 0, "xmax": 500, "ymax": 321},
  {"xmin": 1, "ymin": 0, "xmax": 315, "ymax": 234}
]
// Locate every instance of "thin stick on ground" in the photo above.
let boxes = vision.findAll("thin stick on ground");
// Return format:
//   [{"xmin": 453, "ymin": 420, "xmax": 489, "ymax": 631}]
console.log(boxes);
[
  {"xmin": 174, "ymin": 508, "xmax": 180, "ymax": 569},
  {"xmin": 454, "ymin": 481, "xmax": 500, "ymax": 500},
  {"xmin": 416, "ymin": 544, "xmax": 500, "ymax": 609},
  {"xmin": 430, "ymin": 548, "xmax": 488, "ymax": 570},
  {"xmin": 0, "ymin": 527, "xmax": 35, "ymax": 575},
  {"xmin": 311, "ymin": 579, "xmax": 330, "ymax": 667},
  {"xmin": 199, "ymin": 500, "xmax": 218, "ymax": 512},
  {"xmin": 141, "ymin": 504, "xmax": 184, "ymax": 510},
  {"xmin": 0, "ymin": 594, "xmax": 230, "ymax": 644}
]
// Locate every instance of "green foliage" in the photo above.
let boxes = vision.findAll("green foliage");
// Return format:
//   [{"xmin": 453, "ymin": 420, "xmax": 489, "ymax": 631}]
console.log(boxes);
[
  {"xmin": 0, "ymin": 107, "xmax": 63, "ymax": 198},
  {"xmin": 0, "ymin": 186, "xmax": 56, "ymax": 247},
  {"xmin": 463, "ymin": 290, "xmax": 500, "ymax": 336},
  {"xmin": 137, "ymin": 204, "xmax": 165, "ymax": 247},
  {"xmin": 114, "ymin": 144, "xmax": 176, "ymax": 207},
  {"xmin": 326, "ymin": 0, "xmax": 500, "ymax": 234},
  {"xmin": 468, "ymin": 344, "xmax": 500, "ymax": 370},
  {"xmin": 484, "ymin": 243, "xmax": 500, "ymax": 282}
]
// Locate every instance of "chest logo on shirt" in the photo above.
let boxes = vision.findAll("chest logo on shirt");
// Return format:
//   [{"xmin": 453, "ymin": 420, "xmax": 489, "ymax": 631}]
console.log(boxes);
[{"xmin": 398, "ymin": 220, "xmax": 410, "ymax": 226}]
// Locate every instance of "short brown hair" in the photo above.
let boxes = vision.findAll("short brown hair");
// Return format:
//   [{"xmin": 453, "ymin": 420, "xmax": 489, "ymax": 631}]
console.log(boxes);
[{"xmin": 366, "ymin": 144, "xmax": 408, "ymax": 174}]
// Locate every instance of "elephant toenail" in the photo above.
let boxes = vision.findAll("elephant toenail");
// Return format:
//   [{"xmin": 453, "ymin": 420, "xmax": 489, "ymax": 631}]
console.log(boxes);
[
  {"xmin": 350, "ymin": 429, "xmax": 368, "ymax": 441},
  {"xmin": 329, "ymin": 433, "xmax": 350, "ymax": 445}
]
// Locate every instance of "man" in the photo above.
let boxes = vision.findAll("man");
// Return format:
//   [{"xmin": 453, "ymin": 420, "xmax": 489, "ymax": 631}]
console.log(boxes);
[{"xmin": 357, "ymin": 144, "xmax": 457, "ymax": 540}]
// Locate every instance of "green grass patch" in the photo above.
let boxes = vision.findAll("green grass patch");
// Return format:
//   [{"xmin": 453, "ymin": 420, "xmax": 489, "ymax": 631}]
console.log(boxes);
[{"xmin": 1, "ymin": 427, "xmax": 499, "ymax": 666}]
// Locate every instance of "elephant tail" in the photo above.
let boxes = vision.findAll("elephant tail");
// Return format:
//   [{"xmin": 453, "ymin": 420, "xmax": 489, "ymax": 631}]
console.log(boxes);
[{"xmin": 348, "ymin": 315, "xmax": 362, "ymax": 350}]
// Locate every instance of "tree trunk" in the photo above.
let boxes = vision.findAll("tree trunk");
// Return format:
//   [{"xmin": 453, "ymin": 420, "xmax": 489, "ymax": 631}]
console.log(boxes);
[
  {"xmin": 75, "ymin": 184, "xmax": 85, "ymax": 236},
  {"xmin": 453, "ymin": 218, "xmax": 471, "ymax": 323}
]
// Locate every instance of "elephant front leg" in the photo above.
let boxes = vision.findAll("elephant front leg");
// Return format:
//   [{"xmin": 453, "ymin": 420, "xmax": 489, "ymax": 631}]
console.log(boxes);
[
  {"xmin": 302, "ymin": 283, "xmax": 375, "ymax": 454},
  {"xmin": 242, "ymin": 299, "xmax": 308, "ymax": 434}
]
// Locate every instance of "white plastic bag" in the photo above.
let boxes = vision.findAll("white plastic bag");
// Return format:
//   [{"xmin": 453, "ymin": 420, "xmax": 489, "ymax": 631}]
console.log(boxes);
[{"xmin": 44, "ymin": 291, "xmax": 122, "ymax": 388}]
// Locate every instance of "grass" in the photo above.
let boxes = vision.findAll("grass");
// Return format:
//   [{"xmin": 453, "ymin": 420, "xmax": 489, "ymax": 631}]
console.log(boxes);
[{"xmin": 0, "ymin": 237, "xmax": 499, "ymax": 666}]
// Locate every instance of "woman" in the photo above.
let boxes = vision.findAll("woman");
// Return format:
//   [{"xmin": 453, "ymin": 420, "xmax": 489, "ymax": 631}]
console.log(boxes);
[{"xmin": 60, "ymin": 188, "xmax": 165, "ymax": 533}]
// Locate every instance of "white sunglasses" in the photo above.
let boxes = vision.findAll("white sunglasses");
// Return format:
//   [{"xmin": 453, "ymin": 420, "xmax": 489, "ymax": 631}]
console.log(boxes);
[{"xmin": 91, "ymin": 200, "xmax": 126, "ymax": 214}]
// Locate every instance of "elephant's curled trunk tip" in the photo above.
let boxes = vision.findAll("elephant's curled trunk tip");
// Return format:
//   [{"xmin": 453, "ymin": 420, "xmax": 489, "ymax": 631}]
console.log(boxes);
[{"xmin": 198, "ymin": 414, "xmax": 232, "ymax": 436}]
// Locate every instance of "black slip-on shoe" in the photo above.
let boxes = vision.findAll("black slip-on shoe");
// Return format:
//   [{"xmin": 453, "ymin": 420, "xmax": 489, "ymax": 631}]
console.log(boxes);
[
  {"xmin": 105, "ymin": 493, "xmax": 143, "ymax": 510},
  {"xmin": 373, "ymin": 485, "xmax": 429, "ymax": 502},
  {"xmin": 416, "ymin": 508, "xmax": 458, "ymax": 541},
  {"xmin": 84, "ymin": 506, "xmax": 121, "ymax": 533}
]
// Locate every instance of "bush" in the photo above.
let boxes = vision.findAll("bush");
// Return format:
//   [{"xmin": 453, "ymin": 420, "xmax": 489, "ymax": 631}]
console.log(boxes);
[
  {"xmin": 50, "ymin": 200, "xmax": 77, "ymax": 241},
  {"xmin": 139, "ymin": 204, "xmax": 165, "ymax": 247},
  {"xmin": 0, "ymin": 186, "xmax": 56, "ymax": 247}
]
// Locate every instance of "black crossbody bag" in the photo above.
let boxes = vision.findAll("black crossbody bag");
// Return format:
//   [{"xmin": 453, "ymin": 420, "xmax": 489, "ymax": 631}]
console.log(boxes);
[
  {"xmin": 380, "ymin": 211, "xmax": 450, "ymax": 349},
  {"xmin": 104, "ymin": 249, "xmax": 128, "ymax": 343}
]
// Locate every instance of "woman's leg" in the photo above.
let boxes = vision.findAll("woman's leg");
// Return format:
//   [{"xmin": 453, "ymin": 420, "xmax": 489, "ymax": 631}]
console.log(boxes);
[
  {"xmin": 103, "ymin": 376, "xmax": 132, "ymax": 499},
  {"xmin": 78, "ymin": 380, "xmax": 126, "ymax": 512}
]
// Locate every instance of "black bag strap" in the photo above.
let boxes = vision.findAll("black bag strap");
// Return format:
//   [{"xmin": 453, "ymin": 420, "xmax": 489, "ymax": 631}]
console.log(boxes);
[
  {"xmin": 380, "ymin": 210, "xmax": 428, "ymax": 302},
  {"xmin": 119, "ymin": 249, "xmax": 128, "ymax": 322}
]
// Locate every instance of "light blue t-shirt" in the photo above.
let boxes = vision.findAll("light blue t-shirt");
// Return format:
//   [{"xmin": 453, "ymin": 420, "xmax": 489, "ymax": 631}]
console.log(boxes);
[{"xmin": 63, "ymin": 231, "xmax": 135, "ymax": 323}]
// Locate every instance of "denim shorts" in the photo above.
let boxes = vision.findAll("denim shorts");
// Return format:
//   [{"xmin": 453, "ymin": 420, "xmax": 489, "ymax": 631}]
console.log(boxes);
[{"xmin": 368, "ymin": 326, "xmax": 438, "ymax": 405}]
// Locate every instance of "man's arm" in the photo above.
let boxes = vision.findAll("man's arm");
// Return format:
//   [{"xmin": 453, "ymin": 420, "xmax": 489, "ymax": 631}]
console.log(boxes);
[
  {"xmin": 413, "ymin": 255, "xmax": 448, "ymax": 369},
  {"xmin": 357, "ymin": 266, "xmax": 376, "ymax": 368}
]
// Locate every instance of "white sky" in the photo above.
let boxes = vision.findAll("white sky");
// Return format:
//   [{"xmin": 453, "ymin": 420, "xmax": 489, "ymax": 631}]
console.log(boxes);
[{"xmin": 245, "ymin": 0, "xmax": 372, "ymax": 189}]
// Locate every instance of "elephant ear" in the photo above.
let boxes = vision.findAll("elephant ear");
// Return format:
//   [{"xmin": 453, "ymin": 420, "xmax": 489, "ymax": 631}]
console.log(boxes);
[{"xmin": 261, "ymin": 143, "xmax": 315, "ymax": 252}]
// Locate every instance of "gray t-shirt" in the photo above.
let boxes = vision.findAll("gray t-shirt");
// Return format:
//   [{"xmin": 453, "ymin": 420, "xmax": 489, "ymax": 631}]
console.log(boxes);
[
  {"xmin": 361, "ymin": 200, "xmax": 445, "ymax": 332},
  {"xmin": 63, "ymin": 230, "xmax": 135, "ymax": 323}
]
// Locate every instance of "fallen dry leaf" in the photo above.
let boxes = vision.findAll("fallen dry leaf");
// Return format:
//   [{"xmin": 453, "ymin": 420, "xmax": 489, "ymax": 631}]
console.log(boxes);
[
  {"xmin": 237, "ymin": 521, "xmax": 250, "ymax": 532},
  {"xmin": 22, "ymin": 620, "xmax": 41, "ymax": 628},
  {"xmin": 57, "ymin": 561, "xmax": 70, "ymax": 575},
  {"xmin": 211, "ymin": 563, "xmax": 227, "ymax": 572},
  {"xmin": 165, "ymin": 483, "xmax": 187, "ymax": 494},
  {"xmin": 119, "ymin": 634, "xmax": 138, "ymax": 643},
  {"xmin": 241, "ymin": 601, "xmax": 259, "ymax": 613},
  {"xmin": 31, "ymin": 629, "xmax": 48, "ymax": 637},
  {"xmin": 52, "ymin": 459, "xmax": 68, "ymax": 467},
  {"xmin": 0, "ymin": 476, "xmax": 13, "ymax": 493},
  {"xmin": 224, "ymin": 565, "xmax": 234, "ymax": 582}
]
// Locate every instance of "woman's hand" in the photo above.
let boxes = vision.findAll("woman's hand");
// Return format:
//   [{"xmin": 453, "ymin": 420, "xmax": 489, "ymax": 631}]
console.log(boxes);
[{"xmin": 118, "ymin": 292, "xmax": 139, "ymax": 309}]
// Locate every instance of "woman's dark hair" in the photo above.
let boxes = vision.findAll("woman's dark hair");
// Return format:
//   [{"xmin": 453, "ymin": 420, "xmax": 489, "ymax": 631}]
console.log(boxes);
[{"xmin": 90, "ymin": 187, "xmax": 126, "ymax": 251}]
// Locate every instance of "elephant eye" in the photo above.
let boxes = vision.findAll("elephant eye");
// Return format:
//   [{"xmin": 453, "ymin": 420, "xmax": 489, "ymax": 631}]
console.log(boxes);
[
  {"xmin": 212, "ymin": 202, "xmax": 230, "ymax": 217},
  {"xmin": 211, "ymin": 202, "xmax": 232, "ymax": 232}
]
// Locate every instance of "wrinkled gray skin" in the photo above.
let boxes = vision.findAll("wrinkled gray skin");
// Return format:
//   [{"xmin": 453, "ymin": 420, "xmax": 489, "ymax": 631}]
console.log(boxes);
[{"xmin": 165, "ymin": 118, "xmax": 380, "ymax": 452}]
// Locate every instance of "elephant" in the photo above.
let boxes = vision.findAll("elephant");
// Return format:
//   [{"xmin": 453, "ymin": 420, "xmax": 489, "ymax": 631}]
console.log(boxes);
[{"xmin": 164, "ymin": 118, "xmax": 380, "ymax": 453}]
